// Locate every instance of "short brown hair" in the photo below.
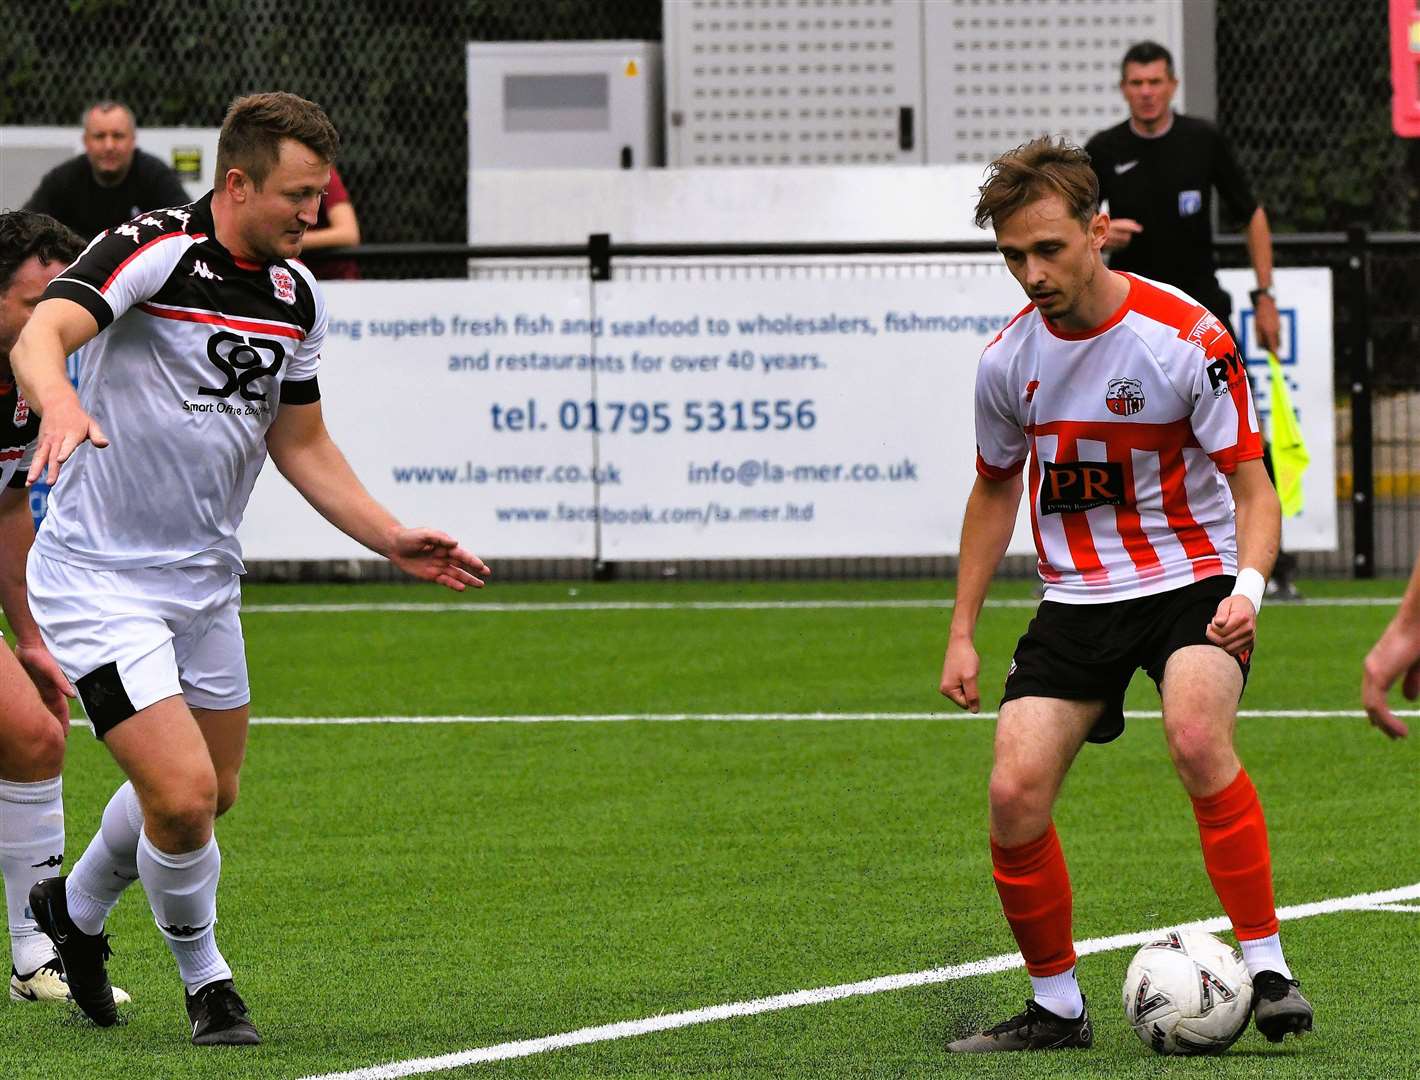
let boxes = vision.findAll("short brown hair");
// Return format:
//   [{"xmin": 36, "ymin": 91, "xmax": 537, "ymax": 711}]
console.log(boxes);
[
  {"xmin": 973, "ymin": 137, "xmax": 1099, "ymax": 232},
  {"xmin": 215, "ymin": 92, "xmax": 339, "ymax": 189}
]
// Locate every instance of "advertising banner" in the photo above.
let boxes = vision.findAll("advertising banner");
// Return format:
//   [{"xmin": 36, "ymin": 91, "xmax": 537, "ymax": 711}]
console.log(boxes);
[{"xmin": 238, "ymin": 266, "xmax": 1336, "ymax": 561}]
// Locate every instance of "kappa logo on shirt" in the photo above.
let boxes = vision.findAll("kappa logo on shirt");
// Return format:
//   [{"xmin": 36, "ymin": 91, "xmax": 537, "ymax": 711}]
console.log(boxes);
[
  {"xmin": 1040, "ymin": 460, "xmax": 1126, "ymax": 515},
  {"xmin": 189, "ymin": 259, "xmax": 222, "ymax": 282},
  {"xmin": 1105, "ymin": 378, "xmax": 1145, "ymax": 415},
  {"xmin": 269, "ymin": 265, "xmax": 297, "ymax": 304}
]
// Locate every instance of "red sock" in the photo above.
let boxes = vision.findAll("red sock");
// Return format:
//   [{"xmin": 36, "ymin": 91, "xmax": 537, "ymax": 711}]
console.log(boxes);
[
  {"xmin": 1191, "ymin": 767, "xmax": 1280, "ymax": 940},
  {"xmin": 991, "ymin": 823, "xmax": 1076, "ymax": 976}
]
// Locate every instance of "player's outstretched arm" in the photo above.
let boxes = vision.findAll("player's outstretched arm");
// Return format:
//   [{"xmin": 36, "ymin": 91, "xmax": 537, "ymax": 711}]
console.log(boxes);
[
  {"xmin": 1361, "ymin": 550, "xmax": 1420, "ymax": 740},
  {"xmin": 0, "ymin": 486, "xmax": 74, "ymax": 727},
  {"xmin": 266, "ymin": 400, "xmax": 489, "ymax": 591},
  {"xmin": 1209, "ymin": 458, "xmax": 1280, "ymax": 656},
  {"xmin": 940, "ymin": 472, "xmax": 1023, "ymax": 713},
  {"xmin": 12, "ymin": 298, "xmax": 108, "ymax": 486}
]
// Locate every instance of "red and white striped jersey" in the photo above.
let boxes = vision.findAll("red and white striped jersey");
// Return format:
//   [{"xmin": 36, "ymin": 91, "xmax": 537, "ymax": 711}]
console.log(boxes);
[{"xmin": 974, "ymin": 273, "xmax": 1262, "ymax": 604}]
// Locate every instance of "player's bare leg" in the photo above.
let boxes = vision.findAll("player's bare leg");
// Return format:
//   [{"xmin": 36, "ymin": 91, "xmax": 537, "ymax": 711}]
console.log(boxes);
[
  {"xmin": 193, "ymin": 705, "xmax": 249, "ymax": 821},
  {"xmin": 0, "ymin": 644, "xmax": 70, "ymax": 1002},
  {"xmin": 1160, "ymin": 644, "xmax": 1312, "ymax": 1042},
  {"xmin": 949, "ymin": 697, "xmax": 1100, "ymax": 1053}
]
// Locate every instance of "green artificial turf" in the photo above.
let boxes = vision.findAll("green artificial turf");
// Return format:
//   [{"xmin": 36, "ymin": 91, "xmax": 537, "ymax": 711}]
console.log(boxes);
[{"xmin": 0, "ymin": 578, "xmax": 1415, "ymax": 1079}]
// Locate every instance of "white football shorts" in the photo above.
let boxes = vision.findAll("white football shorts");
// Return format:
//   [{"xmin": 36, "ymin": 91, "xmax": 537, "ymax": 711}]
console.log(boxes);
[{"xmin": 26, "ymin": 551, "xmax": 250, "ymax": 737}]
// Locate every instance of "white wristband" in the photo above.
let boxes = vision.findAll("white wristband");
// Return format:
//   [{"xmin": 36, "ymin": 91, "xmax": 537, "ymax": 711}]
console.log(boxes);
[{"xmin": 1231, "ymin": 568, "xmax": 1266, "ymax": 612}]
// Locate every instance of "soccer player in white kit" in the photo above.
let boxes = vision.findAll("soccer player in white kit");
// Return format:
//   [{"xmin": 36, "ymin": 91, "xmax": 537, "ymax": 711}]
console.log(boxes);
[
  {"xmin": 10, "ymin": 93, "xmax": 489, "ymax": 1045},
  {"xmin": 939, "ymin": 138, "xmax": 1312, "ymax": 1052},
  {"xmin": 0, "ymin": 211, "xmax": 138, "ymax": 1007}
]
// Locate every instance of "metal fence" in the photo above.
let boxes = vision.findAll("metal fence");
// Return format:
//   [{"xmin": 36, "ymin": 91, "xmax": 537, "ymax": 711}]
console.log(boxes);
[
  {"xmin": 3, "ymin": 1, "xmax": 1409, "ymax": 243},
  {"xmin": 5, "ymin": 0, "xmax": 1416, "ymax": 580}
]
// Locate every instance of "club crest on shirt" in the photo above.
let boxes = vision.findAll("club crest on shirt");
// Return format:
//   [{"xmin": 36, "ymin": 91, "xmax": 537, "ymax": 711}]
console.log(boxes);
[
  {"xmin": 13, "ymin": 392, "xmax": 29, "ymax": 427},
  {"xmin": 1105, "ymin": 378, "xmax": 1145, "ymax": 415},
  {"xmin": 269, "ymin": 265, "xmax": 297, "ymax": 305},
  {"xmin": 1178, "ymin": 189, "xmax": 1202, "ymax": 217}
]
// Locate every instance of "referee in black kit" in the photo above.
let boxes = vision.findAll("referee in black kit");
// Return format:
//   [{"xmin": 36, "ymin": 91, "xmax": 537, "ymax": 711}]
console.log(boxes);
[{"xmin": 1086, "ymin": 40, "xmax": 1299, "ymax": 600}]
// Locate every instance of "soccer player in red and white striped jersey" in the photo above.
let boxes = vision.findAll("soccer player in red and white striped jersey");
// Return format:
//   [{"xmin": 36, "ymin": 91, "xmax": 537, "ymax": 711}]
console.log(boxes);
[{"xmin": 941, "ymin": 137, "xmax": 1313, "ymax": 1052}]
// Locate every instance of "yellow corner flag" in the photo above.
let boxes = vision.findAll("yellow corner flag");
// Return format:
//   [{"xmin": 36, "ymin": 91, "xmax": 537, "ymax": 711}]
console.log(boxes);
[{"xmin": 1266, "ymin": 352, "xmax": 1309, "ymax": 516}]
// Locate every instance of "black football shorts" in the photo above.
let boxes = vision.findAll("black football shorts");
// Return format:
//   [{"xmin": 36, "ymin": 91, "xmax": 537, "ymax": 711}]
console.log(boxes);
[{"xmin": 1000, "ymin": 575, "xmax": 1251, "ymax": 744}]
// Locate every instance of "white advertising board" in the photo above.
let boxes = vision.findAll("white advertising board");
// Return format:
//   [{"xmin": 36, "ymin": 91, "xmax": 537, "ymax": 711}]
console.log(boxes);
[
  {"xmin": 239, "ymin": 279, "xmax": 598, "ymax": 560},
  {"xmin": 1218, "ymin": 268, "xmax": 1337, "ymax": 552},
  {"xmin": 238, "ymin": 266, "xmax": 1336, "ymax": 562}
]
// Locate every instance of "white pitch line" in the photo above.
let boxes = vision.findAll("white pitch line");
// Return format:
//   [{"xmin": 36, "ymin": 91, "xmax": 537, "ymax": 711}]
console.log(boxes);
[
  {"xmin": 240, "ymin": 596, "xmax": 1404, "ymax": 614},
  {"xmin": 300, "ymin": 881, "xmax": 1420, "ymax": 1080},
  {"xmin": 65, "ymin": 709, "xmax": 1420, "ymax": 729}
]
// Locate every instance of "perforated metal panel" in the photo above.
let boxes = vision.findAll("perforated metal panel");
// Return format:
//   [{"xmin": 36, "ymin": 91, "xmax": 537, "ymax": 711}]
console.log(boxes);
[
  {"xmin": 664, "ymin": 0, "xmax": 925, "ymax": 167},
  {"xmin": 923, "ymin": 0, "xmax": 1185, "ymax": 163}
]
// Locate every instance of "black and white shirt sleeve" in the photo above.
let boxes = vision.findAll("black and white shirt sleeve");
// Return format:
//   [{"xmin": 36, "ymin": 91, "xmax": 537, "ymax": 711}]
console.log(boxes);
[{"xmin": 42, "ymin": 207, "xmax": 199, "ymax": 331}]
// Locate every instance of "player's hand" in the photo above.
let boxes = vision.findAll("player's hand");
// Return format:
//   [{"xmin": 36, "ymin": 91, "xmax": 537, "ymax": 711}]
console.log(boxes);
[
  {"xmin": 27, "ymin": 400, "xmax": 109, "ymax": 487},
  {"xmin": 1254, "ymin": 295, "xmax": 1281, "ymax": 355},
  {"xmin": 940, "ymin": 636, "xmax": 982, "ymax": 713},
  {"xmin": 1361, "ymin": 621, "xmax": 1418, "ymax": 739},
  {"xmin": 388, "ymin": 527, "xmax": 490, "ymax": 591},
  {"xmin": 1104, "ymin": 218, "xmax": 1143, "ymax": 251},
  {"xmin": 1205, "ymin": 595, "xmax": 1255, "ymax": 656},
  {"xmin": 14, "ymin": 642, "xmax": 74, "ymax": 732}
]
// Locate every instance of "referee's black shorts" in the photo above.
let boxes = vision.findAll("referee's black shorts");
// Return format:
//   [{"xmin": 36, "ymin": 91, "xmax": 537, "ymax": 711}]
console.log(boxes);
[{"xmin": 1000, "ymin": 575, "xmax": 1251, "ymax": 745}]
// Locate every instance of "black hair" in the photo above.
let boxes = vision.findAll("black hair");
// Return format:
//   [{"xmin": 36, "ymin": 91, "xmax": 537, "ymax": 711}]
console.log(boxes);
[{"xmin": 0, "ymin": 211, "xmax": 84, "ymax": 293}]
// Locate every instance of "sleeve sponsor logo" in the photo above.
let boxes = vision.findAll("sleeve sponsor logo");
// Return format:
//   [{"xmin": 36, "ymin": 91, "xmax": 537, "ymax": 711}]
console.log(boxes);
[
  {"xmin": 1185, "ymin": 311, "xmax": 1226, "ymax": 353},
  {"xmin": 1040, "ymin": 460, "xmax": 1125, "ymax": 515},
  {"xmin": 1206, "ymin": 351, "xmax": 1247, "ymax": 397}
]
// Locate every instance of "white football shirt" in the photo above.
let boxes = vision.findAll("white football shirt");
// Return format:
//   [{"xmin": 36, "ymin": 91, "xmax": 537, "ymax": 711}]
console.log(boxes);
[
  {"xmin": 34, "ymin": 195, "xmax": 325, "ymax": 572},
  {"xmin": 974, "ymin": 273, "xmax": 1263, "ymax": 604}
]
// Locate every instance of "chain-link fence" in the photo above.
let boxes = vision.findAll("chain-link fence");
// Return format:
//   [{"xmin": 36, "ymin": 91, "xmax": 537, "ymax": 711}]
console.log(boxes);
[
  {"xmin": 4, "ymin": 0, "xmax": 1416, "ymax": 579},
  {"xmin": 6, "ymin": 1, "xmax": 1408, "ymax": 244},
  {"xmin": 2, "ymin": 0, "xmax": 661, "ymax": 276},
  {"xmin": 1218, "ymin": 0, "xmax": 1413, "ymax": 233}
]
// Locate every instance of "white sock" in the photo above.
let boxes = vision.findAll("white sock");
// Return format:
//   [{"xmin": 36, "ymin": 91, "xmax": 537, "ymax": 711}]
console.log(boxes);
[
  {"xmin": 137, "ymin": 832, "xmax": 232, "ymax": 992},
  {"xmin": 1240, "ymin": 933, "xmax": 1293, "ymax": 980},
  {"xmin": 1030, "ymin": 966, "xmax": 1084, "ymax": 1018},
  {"xmin": 66, "ymin": 781, "xmax": 143, "ymax": 936},
  {"xmin": 0, "ymin": 776, "xmax": 64, "ymax": 974}
]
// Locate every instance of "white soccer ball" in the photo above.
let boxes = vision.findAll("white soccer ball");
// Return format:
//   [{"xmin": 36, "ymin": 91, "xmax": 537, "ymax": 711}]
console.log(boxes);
[{"xmin": 1122, "ymin": 929, "xmax": 1253, "ymax": 1055}]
